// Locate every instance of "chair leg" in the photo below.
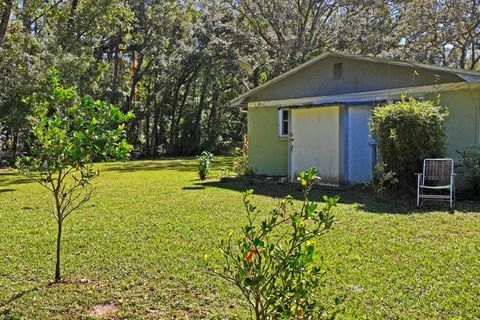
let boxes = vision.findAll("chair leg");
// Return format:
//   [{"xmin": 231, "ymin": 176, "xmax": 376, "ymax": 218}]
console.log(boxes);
[
  {"xmin": 449, "ymin": 187, "xmax": 453, "ymax": 208},
  {"xmin": 417, "ymin": 176, "xmax": 421, "ymax": 207}
]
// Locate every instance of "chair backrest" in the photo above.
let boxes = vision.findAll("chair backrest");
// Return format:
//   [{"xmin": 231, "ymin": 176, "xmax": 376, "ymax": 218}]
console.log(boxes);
[{"xmin": 422, "ymin": 158, "xmax": 454, "ymax": 185}]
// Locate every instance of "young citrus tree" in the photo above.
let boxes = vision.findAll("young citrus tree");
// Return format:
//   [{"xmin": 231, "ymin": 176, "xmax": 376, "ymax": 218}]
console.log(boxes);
[
  {"xmin": 209, "ymin": 168, "xmax": 338, "ymax": 319},
  {"xmin": 17, "ymin": 75, "xmax": 133, "ymax": 283}
]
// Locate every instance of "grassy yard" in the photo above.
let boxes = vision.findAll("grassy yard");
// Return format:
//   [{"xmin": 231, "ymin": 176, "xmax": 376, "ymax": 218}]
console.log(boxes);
[{"xmin": 0, "ymin": 157, "xmax": 479, "ymax": 319}]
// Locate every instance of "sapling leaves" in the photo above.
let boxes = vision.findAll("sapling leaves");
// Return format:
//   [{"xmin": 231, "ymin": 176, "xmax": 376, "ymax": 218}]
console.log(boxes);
[
  {"xmin": 16, "ymin": 74, "xmax": 133, "ymax": 282},
  {"xmin": 209, "ymin": 167, "xmax": 339, "ymax": 319}
]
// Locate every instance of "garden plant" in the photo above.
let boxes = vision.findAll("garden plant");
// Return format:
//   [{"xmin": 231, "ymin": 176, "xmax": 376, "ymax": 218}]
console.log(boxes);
[
  {"xmin": 17, "ymin": 74, "xmax": 133, "ymax": 282},
  {"xmin": 197, "ymin": 151, "xmax": 214, "ymax": 180},
  {"xmin": 209, "ymin": 167, "xmax": 338, "ymax": 319},
  {"xmin": 370, "ymin": 97, "xmax": 448, "ymax": 186}
]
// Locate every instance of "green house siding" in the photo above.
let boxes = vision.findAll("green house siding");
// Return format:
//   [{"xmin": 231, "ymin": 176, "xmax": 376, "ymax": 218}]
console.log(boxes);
[
  {"xmin": 438, "ymin": 89, "xmax": 480, "ymax": 159},
  {"xmin": 248, "ymin": 106, "xmax": 288, "ymax": 176}
]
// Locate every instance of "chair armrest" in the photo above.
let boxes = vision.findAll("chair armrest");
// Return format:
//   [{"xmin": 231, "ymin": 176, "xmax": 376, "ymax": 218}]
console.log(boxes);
[
  {"xmin": 451, "ymin": 173, "xmax": 457, "ymax": 176},
  {"xmin": 415, "ymin": 173, "xmax": 422, "ymax": 176}
]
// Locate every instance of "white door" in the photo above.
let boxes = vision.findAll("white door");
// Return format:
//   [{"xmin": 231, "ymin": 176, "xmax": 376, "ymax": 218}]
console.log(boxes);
[
  {"xmin": 348, "ymin": 106, "xmax": 374, "ymax": 184},
  {"xmin": 290, "ymin": 107, "xmax": 340, "ymax": 184}
]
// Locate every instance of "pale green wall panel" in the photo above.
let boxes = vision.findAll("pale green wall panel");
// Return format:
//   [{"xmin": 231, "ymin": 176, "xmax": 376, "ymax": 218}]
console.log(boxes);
[
  {"xmin": 248, "ymin": 106, "xmax": 288, "ymax": 176},
  {"xmin": 437, "ymin": 89, "xmax": 480, "ymax": 158}
]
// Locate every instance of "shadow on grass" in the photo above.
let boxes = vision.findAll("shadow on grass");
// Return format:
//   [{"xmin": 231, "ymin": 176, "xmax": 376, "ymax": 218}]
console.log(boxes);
[
  {"xmin": 197, "ymin": 179, "xmax": 467, "ymax": 214},
  {"xmin": 0, "ymin": 174, "xmax": 31, "ymax": 188},
  {"xmin": 182, "ymin": 186, "xmax": 206, "ymax": 190},
  {"xmin": 0, "ymin": 308, "xmax": 18, "ymax": 320},
  {"xmin": 0, "ymin": 287, "xmax": 40, "ymax": 309},
  {"xmin": 102, "ymin": 157, "xmax": 234, "ymax": 173},
  {"xmin": 0, "ymin": 188, "xmax": 16, "ymax": 193}
]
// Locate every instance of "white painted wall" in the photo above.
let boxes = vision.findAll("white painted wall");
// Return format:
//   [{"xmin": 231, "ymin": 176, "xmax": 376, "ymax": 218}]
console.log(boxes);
[{"xmin": 290, "ymin": 107, "xmax": 339, "ymax": 183}]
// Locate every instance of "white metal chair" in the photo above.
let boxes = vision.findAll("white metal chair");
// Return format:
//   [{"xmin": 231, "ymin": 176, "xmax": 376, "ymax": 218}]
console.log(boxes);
[{"xmin": 416, "ymin": 158, "xmax": 456, "ymax": 208}]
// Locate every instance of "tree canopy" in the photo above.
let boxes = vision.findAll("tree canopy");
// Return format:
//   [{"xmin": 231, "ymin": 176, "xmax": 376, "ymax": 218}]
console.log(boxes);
[{"xmin": 0, "ymin": 0, "xmax": 478, "ymax": 161}]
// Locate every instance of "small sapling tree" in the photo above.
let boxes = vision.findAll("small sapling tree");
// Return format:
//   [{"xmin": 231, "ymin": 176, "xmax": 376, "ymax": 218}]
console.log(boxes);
[
  {"xmin": 17, "ymin": 75, "xmax": 133, "ymax": 282},
  {"xmin": 208, "ymin": 168, "xmax": 338, "ymax": 319},
  {"xmin": 197, "ymin": 151, "xmax": 214, "ymax": 180}
]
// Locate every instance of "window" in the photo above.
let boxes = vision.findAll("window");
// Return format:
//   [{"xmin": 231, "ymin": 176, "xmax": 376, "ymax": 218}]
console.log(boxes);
[
  {"xmin": 279, "ymin": 109, "xmax": 289, "ymax": 137},
  {"xmin": 333, "ymin": 63, "xmax": 342, "ymax": 80}
]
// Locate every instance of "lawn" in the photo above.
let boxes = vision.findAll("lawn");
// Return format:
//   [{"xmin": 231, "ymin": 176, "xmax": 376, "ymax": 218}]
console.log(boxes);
[{"xmin": 0, "ymin": 157, "xmax": 479, "ymax": 319}]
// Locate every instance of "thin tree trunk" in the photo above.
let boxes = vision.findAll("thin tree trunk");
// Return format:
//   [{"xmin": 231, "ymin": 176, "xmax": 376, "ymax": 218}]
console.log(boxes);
[
  {"xmin": 144, "ymin": 90, "xmax": 154, "ymax": 154},
  {"xmin": 0, "ymin": 0, "xmax": 13, "ymax": 47},
  {"xmin": 471, "ymin": 42, "xmax": 477, "ymax": 70},
  {"xmin": 206, "ymin": 90, "xmax": 219, "ymax": 149},
  {"xmin": 191, "ymin": 81, "xmax": 208, "ymax": 153},
  {"xmin": 151, "ymin": 95, "xmax": 168, "ymax": 156},
  {"xmin": 55, "ymin": 219, "xmax": 62, "ymax": 282},
  {"xmin": 150, "ymin": 101, "xmax": 159, "ymax": 156},
  {"xmin": 112, "ymin": 41, "xmax": 121, "ymax": 104},
  {"xmin": 172, "ymin": 79, "xmax": 192, "ymax": 153},
  {"xmin": 54, "ymin": 174, "xmax": 63, "ymax": 283},
  {"xmin": 68, "ymin": 0, "xmax": 79, "ymax": 30},
  {"xmin": 11, "ymin": 130, "xmax": 18, "ymax": 165},
  {"xmin": 460, "ymin": 45, "xmax": 467, "ymax": 69}
]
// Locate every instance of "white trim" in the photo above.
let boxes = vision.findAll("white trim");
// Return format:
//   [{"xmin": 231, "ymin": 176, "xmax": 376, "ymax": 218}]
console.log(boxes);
[
  {"xmin": 278, "ymin": 109, "xmax": 289, "ymax": 137},
  {"xmin": 246, "ymin": 82, "xmax": 480, "ymax": 108}
]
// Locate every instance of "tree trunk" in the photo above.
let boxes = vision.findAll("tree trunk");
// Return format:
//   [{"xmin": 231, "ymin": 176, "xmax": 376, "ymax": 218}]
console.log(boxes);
[
  {"xmin": 460, "ymin": 45, "xmax": 467, "ymax": 69},
  {"xmin": 112, "ymin": 41, "xmax": 121, "ymax": 104},
  {"xmin": 206, "ymin": 90, "xmax": 219, "ymax": 149},
  {"xmin": 171, "ymin": 78, "xmax": 193, "ymax": 153},
  {"xmin": 68, "ymin": 0, "xmax": 79, "ymax": 30},
  {"xmin": 144, "ymin": 91, "xmax": 154, "ymax": 154},
  {"xmin": 124, "ymin": 51, "xmax": 144, "ymax": 144},
  {"xmin": 191, "ymin": 81, "xmax": 208, "ymax": 154},
  {"xmin": 150, "ymin": 101, "xmax": 159, "ymax": 156},
  {"xmin": 55, "ymin": 219, "xmax": 62, "ymax": 282},
  {"xmin": 11, "ymin": 130, "xmax": 18, "ymax": 165},
  {"xmin": 0, "ymin": 0, "xmax": 13, "ymax": 47}
]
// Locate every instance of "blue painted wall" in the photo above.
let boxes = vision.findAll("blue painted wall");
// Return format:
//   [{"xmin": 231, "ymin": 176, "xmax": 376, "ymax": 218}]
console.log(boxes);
[{"xmin": 347, "ymin": 106, "xmax": 374, "ymax": 184}]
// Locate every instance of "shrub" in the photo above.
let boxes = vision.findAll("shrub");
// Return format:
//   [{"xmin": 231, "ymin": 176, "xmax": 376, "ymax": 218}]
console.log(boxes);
[
  {"xmin": 457, "ymin": 146, "xmax": 480, "ymax": 195},
  {"xmin": 233, "ymin": 135, "xmax": 250, "ymax": 176},
  {"xmin": 197, "ymin": 151, "xmax": 214, "ymax": 180},
  {"xmin": 369, "ymin": 97, "xmax": 448, "ymax": 185},
  {"xmin": 209, "ymin": 168, "xmax": 339, "ymax": 319},
  {"xmin": 366, "ymin": 162, "xmax": 398, "ymax": 198}
]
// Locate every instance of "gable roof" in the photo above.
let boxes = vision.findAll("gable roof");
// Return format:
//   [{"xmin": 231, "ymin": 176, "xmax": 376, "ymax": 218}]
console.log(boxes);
[{"xmin": 230, "ymin": 52, "xmax": 480, "ymax": 107}]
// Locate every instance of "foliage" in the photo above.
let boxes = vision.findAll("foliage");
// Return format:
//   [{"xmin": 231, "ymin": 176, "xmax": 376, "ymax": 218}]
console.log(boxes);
[
  {"xmin": 1, "ymin": 0, "xmax": 478, "ymax": 163},
  {"xmin": 197, "ymin": 151, "xmax": 214, "ymax": 180},
  {"xmin": 366, "ymin": 162, "xmax": 399, "ymax": 199},
  {"xmin": 16, "ymin": 75, "xmax": 133, "ymax": 282},
  {"xmin": 457, "ymin": 146, "xmax": 480, "ymax": 195},
  {"xmin": 209, "ymin": 168, "xmax": 338, "ymax": 319},
  {"xmin": 232, "ymin": 135, "xmax": 250, "ymax": 176},
  {"xmin": 369, "ymin": 97, "xmax": 448, "ymax": 186}
]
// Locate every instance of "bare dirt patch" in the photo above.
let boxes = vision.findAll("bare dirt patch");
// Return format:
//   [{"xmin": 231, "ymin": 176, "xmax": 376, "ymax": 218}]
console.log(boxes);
[{"xmin": 90, "ymin": 303, "xmax": 119, "ymax": 318}]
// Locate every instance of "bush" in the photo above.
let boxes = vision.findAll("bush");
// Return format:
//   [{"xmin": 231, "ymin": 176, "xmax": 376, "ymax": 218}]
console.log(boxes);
[
  {"xmin": 366, "ymin": 162, "xmax": 398, "ymax": 199},
  {"xmin": 233, "ymin": 135, "xmax": 250, "ymax": 176},
  {"xmin": 209, "ymin": 168, "xmax": 339, "ymax": 319},
  {"xmin": 457, "ymin": 146, "xmax": 480, "ymax": 195},
  {"xmin": 369, "ymin": 97, "xmax": 448, "ymax": 185},
  {"xmin": 197, "ymin": 151, "xmax": 214, "ymax": 180}
]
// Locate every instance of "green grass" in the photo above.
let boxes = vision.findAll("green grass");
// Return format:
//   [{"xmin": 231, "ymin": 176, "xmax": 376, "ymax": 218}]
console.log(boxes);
[{"xmin": 0, "ymin": 157, "xmax": 479, "ymax": 319}]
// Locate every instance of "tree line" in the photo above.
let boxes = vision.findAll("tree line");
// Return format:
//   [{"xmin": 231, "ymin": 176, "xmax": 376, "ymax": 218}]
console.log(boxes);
[{"xmin": 0, "ymin": 0, "xmax": 478, "ymax": 163}]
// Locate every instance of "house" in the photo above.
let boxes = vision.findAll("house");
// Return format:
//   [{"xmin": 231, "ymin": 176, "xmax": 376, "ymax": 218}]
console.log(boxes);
[{"xmin": 229, "ymin": 52, "xmax": 480, "ymax": 185}]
